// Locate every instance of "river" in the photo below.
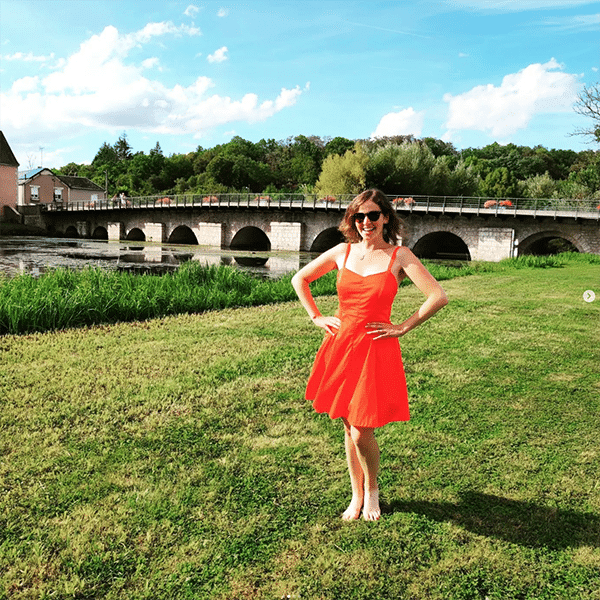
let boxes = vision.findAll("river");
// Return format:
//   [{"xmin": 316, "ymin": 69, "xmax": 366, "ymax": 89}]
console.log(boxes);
[{"xmin": 0, "ymin": 237, "xmax": 316, "ymax": 279}]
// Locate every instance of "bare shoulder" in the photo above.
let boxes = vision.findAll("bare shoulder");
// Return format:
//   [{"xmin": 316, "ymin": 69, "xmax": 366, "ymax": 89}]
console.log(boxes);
[
  {"xmin": 324, "ymin": 242, "xmax": 349, "ymax": 267},
  {"xmin": 328, "ymin": 241, "xmax": 349, "ymax": 257},
  {"xmin": 393, "ymin": 245, "xmax": 419, "ymax": 267},
  {"xmin": 294, "ymin": 242, "xmax": 347, "ymax": 282}
]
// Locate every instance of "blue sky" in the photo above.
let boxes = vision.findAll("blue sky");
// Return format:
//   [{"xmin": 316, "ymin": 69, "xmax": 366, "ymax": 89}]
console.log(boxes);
[{"xmin": 1, "ymin": 0, "xmax": 599, "ymax": 169}]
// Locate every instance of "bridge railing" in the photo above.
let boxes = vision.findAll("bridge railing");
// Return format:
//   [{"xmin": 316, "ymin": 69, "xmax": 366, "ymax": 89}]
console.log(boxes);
[
  {"xmin": 42, "ymin": 193, "xmax": 600, "ymax": 219},
  {"xmin": 394, "ymin": 195, "xmax": 600, "ymax": 218},
  {"xmin": 42, "ymin": 193, "xmax": 357, "ymax": 212}
]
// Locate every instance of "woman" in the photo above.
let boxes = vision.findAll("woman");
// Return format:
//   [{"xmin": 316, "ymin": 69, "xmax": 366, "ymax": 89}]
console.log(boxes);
[{"xmin": 292, "ymin": 189, "xmax": 448, "ymax": 521}]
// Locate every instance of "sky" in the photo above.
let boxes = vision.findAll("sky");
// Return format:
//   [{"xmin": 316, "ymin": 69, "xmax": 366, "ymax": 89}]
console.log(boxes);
[{"xmin": 1, "ymin": 0, "xmax": 599, "ymax": 170}]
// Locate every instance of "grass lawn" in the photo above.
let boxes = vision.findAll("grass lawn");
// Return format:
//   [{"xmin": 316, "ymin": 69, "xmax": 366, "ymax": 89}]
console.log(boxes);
[{"xmin": 1, "ymin": 260, "xmax": 599, "ymax": 599}]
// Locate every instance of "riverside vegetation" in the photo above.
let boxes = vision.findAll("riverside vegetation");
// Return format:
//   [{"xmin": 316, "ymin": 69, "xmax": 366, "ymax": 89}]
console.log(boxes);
[
  {"xmin": 1, "ymin": 253, "xmax": 600, "ymax": 598},
  {"xmin": 0, "ymin": 258, "xmax": 497, "ymax": 336},
  {"xmin": 0, "ymin": 254, "xmax": 593, "ymax": 336}
]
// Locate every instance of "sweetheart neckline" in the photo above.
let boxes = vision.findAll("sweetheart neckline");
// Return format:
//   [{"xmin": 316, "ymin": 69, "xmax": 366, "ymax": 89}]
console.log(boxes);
[{"xmin": 343, "ymin": 267, "xmax": 391, "ymax": 278}]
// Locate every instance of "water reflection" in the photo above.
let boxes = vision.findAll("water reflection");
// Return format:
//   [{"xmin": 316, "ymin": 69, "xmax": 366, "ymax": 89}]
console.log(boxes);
[
  {"xmin": 232, "ymin": 256, "xmax": 269, "ymax": 268},
  {"xmin": 0, "ymin": 237, "xmax": 314, "ymax": 278}
]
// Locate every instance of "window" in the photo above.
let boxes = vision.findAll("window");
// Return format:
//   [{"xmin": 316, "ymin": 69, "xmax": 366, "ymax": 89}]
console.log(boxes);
[
  {"xmin": 30, "ymin": 185, "xmax": 39, "ymax": 201},
  {"xmin": 54, "ymin": 187, "xmax": 63, "ymax": 201}
]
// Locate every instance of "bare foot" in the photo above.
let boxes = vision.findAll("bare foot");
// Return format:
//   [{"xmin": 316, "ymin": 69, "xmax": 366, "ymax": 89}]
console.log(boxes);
[
  {"xmin": 342, "ymin": 496, "xmax": 363, "ymax": 521},
  {"xmin": 362, "ymin": 489, "xmax": 380, "ymax": 521}
]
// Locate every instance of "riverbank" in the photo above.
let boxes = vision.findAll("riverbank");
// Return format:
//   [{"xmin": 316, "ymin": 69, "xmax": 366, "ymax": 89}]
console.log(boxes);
[
  {"xmin": 1, "ymin": 259, "xmax": 599, "ymax": 599},
  {"xmin": 2, "ymin": 253, "xmax": 598, "ymax": 336},
  {"xmin": 0, "ymin": 222, "xmax": 47, "ymax": 236}
]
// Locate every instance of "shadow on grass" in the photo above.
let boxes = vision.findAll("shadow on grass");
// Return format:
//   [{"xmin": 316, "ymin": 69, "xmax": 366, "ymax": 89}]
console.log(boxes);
[{"xmin": 385, "ymin": 491, "xmax": 600, "ymax": 549}]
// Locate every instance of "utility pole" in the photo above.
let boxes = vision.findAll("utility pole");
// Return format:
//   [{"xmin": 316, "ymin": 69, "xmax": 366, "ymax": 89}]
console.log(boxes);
[{"xmin": 39, "ymin": 146, "xmax": 44, "ymax": 168}]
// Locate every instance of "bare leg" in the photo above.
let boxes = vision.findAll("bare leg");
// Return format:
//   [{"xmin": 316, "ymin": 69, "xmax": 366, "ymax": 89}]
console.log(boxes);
[
  {"xmin": 342, "ymin": 418, "xmax": 364, "ymax": 520},
  {"xmin": 349, "ymin": 425, "xmax": 381, "ymax": 521}
]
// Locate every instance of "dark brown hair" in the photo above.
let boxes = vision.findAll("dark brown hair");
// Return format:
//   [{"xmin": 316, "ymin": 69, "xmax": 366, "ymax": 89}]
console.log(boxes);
[{"xmin": 339, "ymin": 189, "xmax": 406, "ymax": 245}]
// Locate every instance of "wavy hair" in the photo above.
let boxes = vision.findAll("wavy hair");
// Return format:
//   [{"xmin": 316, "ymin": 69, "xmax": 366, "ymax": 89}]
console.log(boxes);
[{"xmin": 339, "ymin": 189, "xmax": 406, "ymax": 245}]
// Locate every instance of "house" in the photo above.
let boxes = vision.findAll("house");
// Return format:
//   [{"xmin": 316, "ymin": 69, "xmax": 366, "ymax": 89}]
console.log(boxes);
[
  {"xmin": 0, "ymin": 131, "xmax": 20, "ymax": 214},
  {"xmin": 18, "ymin": 168, "xmax": 106, "ymax": 206}
]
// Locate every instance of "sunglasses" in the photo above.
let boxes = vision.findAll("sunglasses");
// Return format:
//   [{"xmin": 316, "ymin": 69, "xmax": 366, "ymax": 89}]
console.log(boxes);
[{"xmin": 353, "ymin": 210, "xmax": 382, "ymax": 223}]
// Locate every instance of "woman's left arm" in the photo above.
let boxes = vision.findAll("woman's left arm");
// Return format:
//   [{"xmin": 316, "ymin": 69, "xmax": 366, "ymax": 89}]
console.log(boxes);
[{"xmin": 367, "ymin": 247, "xmax": 448, "ymax": 340}]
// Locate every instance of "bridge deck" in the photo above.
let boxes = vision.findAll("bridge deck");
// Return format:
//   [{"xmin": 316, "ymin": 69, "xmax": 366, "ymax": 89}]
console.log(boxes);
[{"xmin": 42, "ymin": 194, "xmax": 600, "ymax": 222}]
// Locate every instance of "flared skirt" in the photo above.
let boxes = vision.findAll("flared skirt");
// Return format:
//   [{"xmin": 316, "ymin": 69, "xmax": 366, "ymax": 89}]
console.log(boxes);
[{"xmin": 306, "ymin": 323, "xmax": 409, "ymax": 428}]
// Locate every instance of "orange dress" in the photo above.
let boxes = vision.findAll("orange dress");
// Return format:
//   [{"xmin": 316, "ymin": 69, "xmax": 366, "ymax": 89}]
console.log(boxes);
[{"xmin": 306, "ymin": 243, "xmax": 409, "ymax": 428}]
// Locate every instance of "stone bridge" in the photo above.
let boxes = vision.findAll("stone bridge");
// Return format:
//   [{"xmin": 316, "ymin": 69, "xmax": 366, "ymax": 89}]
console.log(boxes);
[{"xmin": 29, "ymin": 194, "xmax": 600, "ymax": 261}]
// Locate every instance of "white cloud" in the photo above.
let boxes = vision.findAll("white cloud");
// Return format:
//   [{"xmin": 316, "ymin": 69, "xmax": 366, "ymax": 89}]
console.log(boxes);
[
  {"xmin": 184, "ymin": 5, "xmax": 200, "ymax": 17},
  {"xmin": 125, "ymin": 22, "xmax": 201, "ymax": 47},
  {"xmin": 217, "ymin": 7, "xmax": 230, "ymax": 17},
  {"xmin": 207, "ymin": 46, "xmax": 228, "ymax": 63},
  {"xmin": 0, "ymin": 24, "xmax": 302, "ymax": 143},
  {"xmin": 1, "ymin": 51, "xmax": 55, "ymax": 62},
  {"xmin": 141, "ymin": 57, "xmax": 160, "ymax": 70},
  {"xmin": 442, "ymin": 59, "xmax": 579, "ymax": 140},
  {"xmin": 11, "ymin": 76, "xmax": 40, "ymax": 93},
  {"xmin": 542, "ymin": 13, "xmax": 600, "ymax": 31},
  {"xmin": 371, "ymin": 107, "xmax": 425, "ymax": 138},
  {"xmin": 179, "ymin": 86, "xmax": 303, "ymax": 132}
]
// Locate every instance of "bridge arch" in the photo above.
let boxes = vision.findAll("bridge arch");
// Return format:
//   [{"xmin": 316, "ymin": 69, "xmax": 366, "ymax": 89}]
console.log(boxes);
[
  {"xmin": 230, "ymin": 226, "xmax": 271, "ymax": 251},
  {"xmin": 310, "ymin": 228, "xmax": 345, "ymax": 253},
  {"xmin": 65, "ymin": 225, "xmax": 79, "ymax": 239},
  {"xmin": 518, "ymin": 230, "xmax": 581, "ymax": 255},
  {"xmin": 168, "ymin": 225, "xmax": 198, "ymax": 245},
  {"xmin": 126, "ymin": 228, "xmax": 145, "ymax": 242},
  {"xmin": 412, "ymin": 231, "xmax": 471, "ymax": 261},
  {"xmin": 91, "ymin": 226, "xmax": 108, "ymax": 240}
]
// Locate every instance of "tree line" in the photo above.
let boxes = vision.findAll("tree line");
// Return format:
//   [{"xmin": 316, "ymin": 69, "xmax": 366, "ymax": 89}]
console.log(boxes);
[{"xmin": 56, "ymin": 132, "xmax": 600, "ymax": 201}]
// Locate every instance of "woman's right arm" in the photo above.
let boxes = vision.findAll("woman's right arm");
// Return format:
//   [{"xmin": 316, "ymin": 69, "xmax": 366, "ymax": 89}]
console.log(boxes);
[{"xmin": 291, "ymin": 243, "xmax": 345, "ymax": 336}]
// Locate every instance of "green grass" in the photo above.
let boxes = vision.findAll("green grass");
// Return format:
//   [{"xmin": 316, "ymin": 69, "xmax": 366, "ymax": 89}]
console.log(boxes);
[
  {"xmin": 1, "ymin": 255, "xmax": 600, "ymax": 598},
  {"xmin": 2, "ymin": 252, "xmax": 597, "ymax": 336}
]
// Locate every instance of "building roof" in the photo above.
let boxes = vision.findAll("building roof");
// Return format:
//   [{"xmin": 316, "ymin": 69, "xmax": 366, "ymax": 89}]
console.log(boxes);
[
  {"xmin": 19, "ymin": 167, "xmax": 45, "ymax": 180},
  {"xmin": 0, "ymin": 131, "xmax": 19, "ymax": 167},
  {"xmin": 55, "ymin": 174, "xmax": 104, "ymax": 191},
  {"xmin": 17, "ymin": 168, "xmax": 104, "ymax": 192}
]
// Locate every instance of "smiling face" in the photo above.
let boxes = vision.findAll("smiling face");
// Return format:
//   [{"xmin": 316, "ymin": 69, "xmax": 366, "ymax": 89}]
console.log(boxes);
[
  {"xmin": 339, "ymin": 189, "xmax": 404, "ymax": 245},
  {"xmin": 354, "ymin": 199, "xmax": 390, "ymax": 243}
]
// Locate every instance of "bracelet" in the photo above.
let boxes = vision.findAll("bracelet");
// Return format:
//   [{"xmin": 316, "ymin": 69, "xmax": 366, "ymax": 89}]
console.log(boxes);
[{"xmin": 310, "ymin": 314, "xmax": 321, "ymax": 320}]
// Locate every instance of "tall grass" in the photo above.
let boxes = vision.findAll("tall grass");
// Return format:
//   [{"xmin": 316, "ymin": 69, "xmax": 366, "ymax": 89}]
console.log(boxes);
[
  {"xmin": 0, "ymin": 253, "xmax": 597, "ymax": 335},
  {"xmin": 500, "ymin": 252, "xmax": 600, "ymax": 269},
  {"xmin": 0, "ymin": 263, "xmax": 298, "ymax": 335}
]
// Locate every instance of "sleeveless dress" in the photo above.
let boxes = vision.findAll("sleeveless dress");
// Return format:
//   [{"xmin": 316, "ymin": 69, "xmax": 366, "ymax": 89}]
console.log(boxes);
[{"xmin": 306, "ymin": 243, "xmax": 410, "ymax": 428}]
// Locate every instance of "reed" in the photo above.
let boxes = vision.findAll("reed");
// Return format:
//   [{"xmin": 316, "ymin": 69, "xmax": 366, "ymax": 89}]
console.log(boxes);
[{"xmin": 0, "ymin": 253, "xmax": 597, "ymax": 335}]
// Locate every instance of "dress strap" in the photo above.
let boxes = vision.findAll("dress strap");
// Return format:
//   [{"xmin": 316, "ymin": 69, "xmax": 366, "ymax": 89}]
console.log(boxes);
[
  {"xmin": 341, "ymin": 243, "xmax": 352, "ymax": 270},
  {"xmin": 387, "ymin": 246, "xmax": 400, "ymax": 273}
]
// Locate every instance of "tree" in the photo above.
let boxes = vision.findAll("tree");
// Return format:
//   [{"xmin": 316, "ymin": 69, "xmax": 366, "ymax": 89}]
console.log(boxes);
[
  {"xmin": 366, "ymin": 141, "xmax": 437, "ymax": 194},
  {"xmin": 521, "ymin": 172, "xmax": 557, "ymax": 199},
  {"xmin": 314, "ymin": 143, "xmax": 368, "ymax": 196},
  {"xmin": 479, "ymin": 167, "xmax": 520, "ymax": 198},
  {"xmin": 324, "ymin": 136, "xmax": 355, "ymax": 158},
  {"xmin": 57, "ymin": 162, "xmax": 82, "ymax": 176},
  {"xmin": 429, "ymin": 155, "xmax": 478, "ymax": 196},
  {"xmin": 93, "ymin": 142, "xmax": 118, "ymax": 166},
  {"xmin": 205, "ymin": 153, "xmax": 271, "ymax": 192},
  {"xmin": 114, "ymin": 133, "xmax": 133, "ymax": 161},
  {"xmin": 573, "ymin": 82, "xmax": 600, "ymax": 144},
  {"xmin": 422, "ymin": 137, "xmax": 458, "ymax": 159}
]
